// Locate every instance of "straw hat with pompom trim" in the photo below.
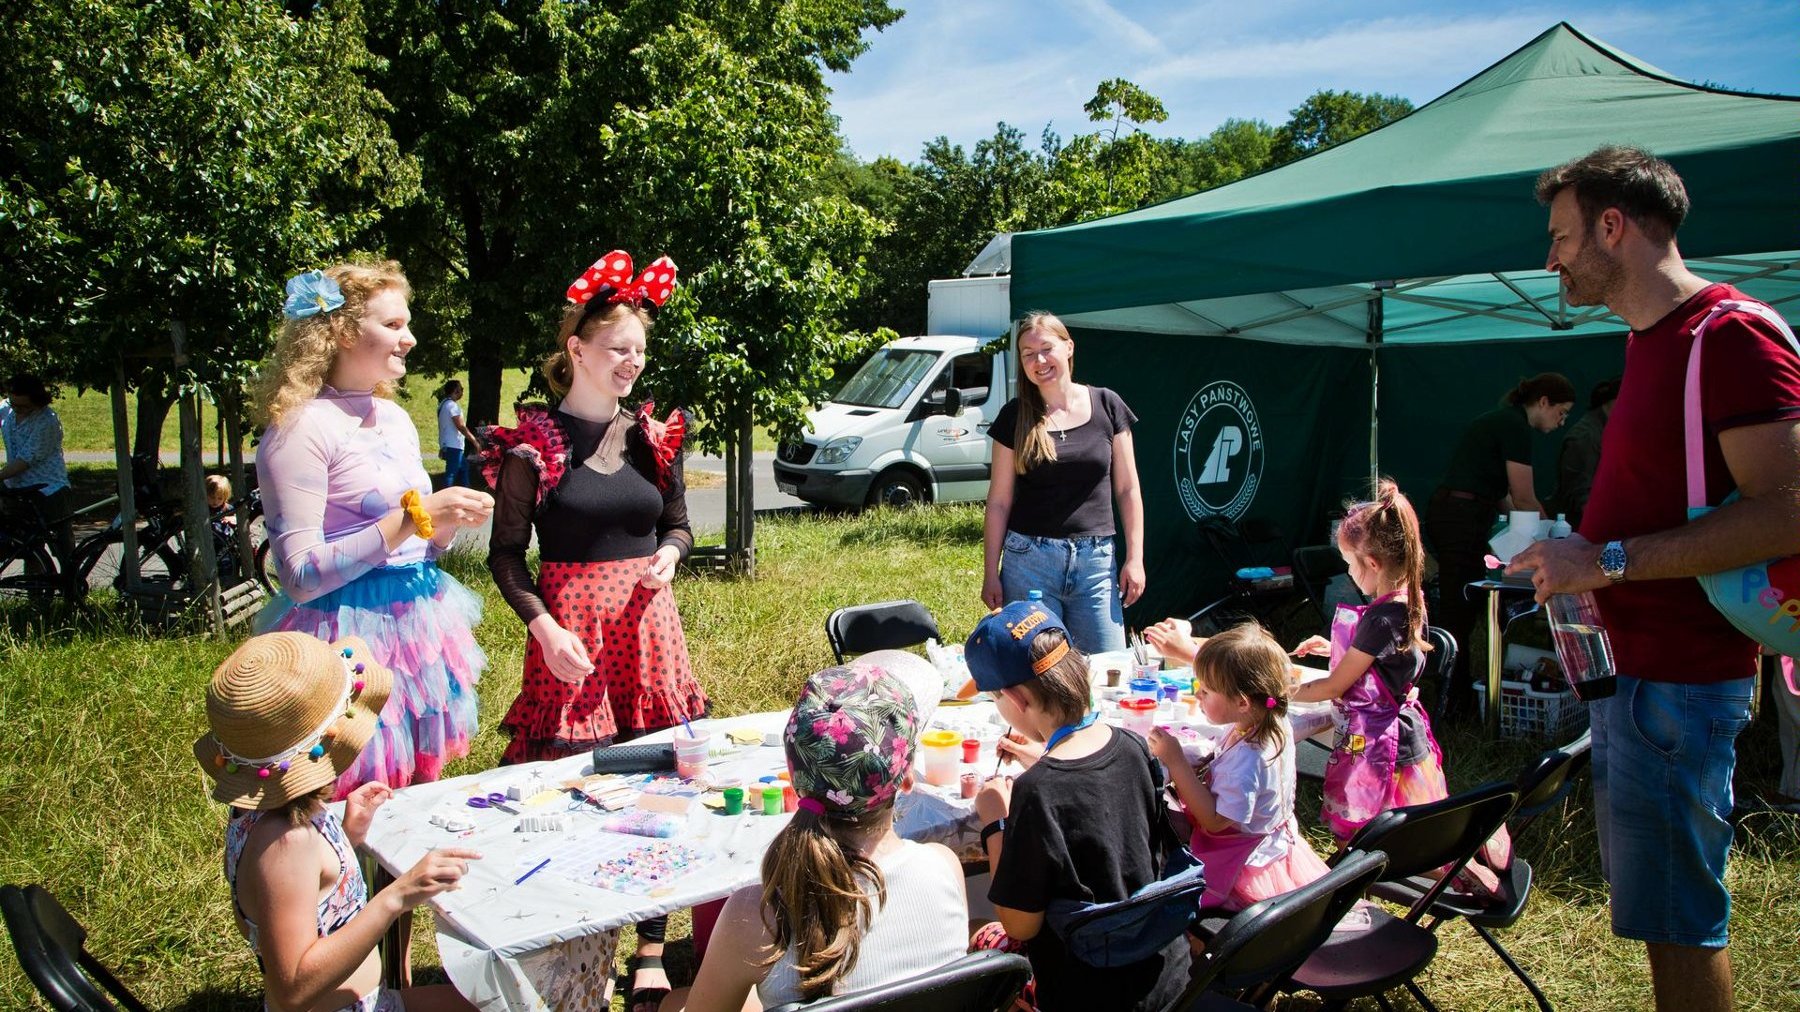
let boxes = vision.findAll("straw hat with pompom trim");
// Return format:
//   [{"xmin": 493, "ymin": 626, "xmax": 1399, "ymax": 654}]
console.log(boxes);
[{"xmin": 194, "ymin": 632, "xmax": 392, "ymax": 810}]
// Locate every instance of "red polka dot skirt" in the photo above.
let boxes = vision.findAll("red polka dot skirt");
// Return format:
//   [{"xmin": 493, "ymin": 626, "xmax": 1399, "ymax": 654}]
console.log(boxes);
[{"xmin": 500, "ymin": 558, "xmax": 707, "ymax": 765}]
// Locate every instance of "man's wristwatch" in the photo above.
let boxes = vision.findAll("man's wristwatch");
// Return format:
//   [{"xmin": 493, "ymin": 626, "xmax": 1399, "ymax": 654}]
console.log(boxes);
[{"xmin": 1599, "ymin": 540, "xmax": 1628, "ymax": 584}]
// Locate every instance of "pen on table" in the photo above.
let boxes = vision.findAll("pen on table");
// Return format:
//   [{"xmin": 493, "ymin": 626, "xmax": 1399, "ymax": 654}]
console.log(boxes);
[{"xmin": 514, "ymin": 858, "xmax": 551, "ymax": 885}]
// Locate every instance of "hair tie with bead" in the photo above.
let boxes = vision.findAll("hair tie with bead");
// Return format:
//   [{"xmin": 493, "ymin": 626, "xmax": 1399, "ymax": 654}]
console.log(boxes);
[{"xmin": 1265, "ymin": 696, "xmax": 1278, "ymax": 709}]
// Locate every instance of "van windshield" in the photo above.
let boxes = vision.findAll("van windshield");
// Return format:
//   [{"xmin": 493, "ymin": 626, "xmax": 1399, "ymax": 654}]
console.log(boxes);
[{"xmin": 834, "ymin": 348, "xmax": 940, "ymax": 409}]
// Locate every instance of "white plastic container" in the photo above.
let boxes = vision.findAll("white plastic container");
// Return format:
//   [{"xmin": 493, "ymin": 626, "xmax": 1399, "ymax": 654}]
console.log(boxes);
[{"xmin": 918, "ymin": 729, "xmax": 963, "ymax": 787}]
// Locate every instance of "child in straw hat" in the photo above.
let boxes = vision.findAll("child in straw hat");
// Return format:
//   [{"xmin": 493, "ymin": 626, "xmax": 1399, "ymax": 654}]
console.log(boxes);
[{"xmin": 197, "ymin": 632, "xmax": 481, "ymax": 1012}]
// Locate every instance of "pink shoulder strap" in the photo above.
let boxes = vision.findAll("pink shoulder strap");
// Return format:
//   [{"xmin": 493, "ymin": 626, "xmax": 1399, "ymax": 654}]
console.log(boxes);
[{"xmin": 1682, "ymin": 299, "xmax": 1800, "ymax": 510}]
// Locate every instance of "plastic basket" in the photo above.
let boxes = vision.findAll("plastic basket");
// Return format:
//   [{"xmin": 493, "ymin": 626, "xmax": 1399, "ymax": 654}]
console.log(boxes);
[{"xmin": 1473, "ymin": 678, "xmax": 1589, "ymax": 740}]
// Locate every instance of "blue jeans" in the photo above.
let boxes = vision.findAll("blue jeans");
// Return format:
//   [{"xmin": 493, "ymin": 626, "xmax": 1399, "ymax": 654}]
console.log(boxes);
[
  {"xmin": 999, "ymin": 531, "xmax": 1125, "ymax": 654},
  {"xmin": 440, "ymin": 447, "xmax": 468, "ymax": 488},
  {"xmin": 1589, "ymin": 674, "xmax": 1753, "ymax": 947}
]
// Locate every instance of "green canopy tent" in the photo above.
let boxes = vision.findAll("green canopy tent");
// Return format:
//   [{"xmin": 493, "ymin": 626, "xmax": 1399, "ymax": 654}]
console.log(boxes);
[{"xmin": 1007, "ymin": 22, "xmax": 1800, "ymax": 624}]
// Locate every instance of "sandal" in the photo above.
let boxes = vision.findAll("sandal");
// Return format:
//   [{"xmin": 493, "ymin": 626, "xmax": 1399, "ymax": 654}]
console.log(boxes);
[{"xmin": 628, "ymin": 953, "xmax": 671, "ymax": 1012}]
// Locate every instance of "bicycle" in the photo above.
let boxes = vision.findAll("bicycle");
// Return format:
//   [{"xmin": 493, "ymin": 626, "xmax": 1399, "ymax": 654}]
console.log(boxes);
[
  {"xmin": 0, "ymin": 485, "xmax": 68, "ymax": 602},
  {"xmin": 69, "ymin": 456, "xmax": 271, "ymax": 595}
]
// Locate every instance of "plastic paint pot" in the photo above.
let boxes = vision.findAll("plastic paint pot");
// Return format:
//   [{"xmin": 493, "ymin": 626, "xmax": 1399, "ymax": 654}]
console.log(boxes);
[
  {"xmin": 1118, "ymin": 697, "xmax": 1157, "ymax": 736},
  {"xmin": 918, "ymin": 729, "xmax": 963, "ymax": 787}
]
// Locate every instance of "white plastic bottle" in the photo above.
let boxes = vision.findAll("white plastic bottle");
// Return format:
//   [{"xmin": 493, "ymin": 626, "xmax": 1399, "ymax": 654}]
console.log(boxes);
[{"xmin": 1548, "ymin": 513, "xmax": 1573, "ymax": 539}]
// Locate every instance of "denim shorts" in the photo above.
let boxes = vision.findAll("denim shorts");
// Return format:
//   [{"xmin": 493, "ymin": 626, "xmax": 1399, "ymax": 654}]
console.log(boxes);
[
  {"xmin": 1589, "ymin": 674, "xmax": 1753, "ymax": 947},
  {"xmin": 999, "ymin": 531, "xmax": 1125, "ymax": 654}
]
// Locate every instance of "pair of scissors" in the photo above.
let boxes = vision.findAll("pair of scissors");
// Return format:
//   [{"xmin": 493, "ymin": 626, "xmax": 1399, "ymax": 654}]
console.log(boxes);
[{"xmin": 467, "ymin": 792, "xmax": 518, "ymax": 813}]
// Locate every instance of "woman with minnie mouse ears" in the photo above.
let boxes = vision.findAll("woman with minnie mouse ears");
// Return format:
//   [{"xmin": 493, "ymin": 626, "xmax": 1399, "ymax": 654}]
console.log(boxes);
[{"xmin": 482, "ymin": 251, "xmax": 707, "ymax": 1010}]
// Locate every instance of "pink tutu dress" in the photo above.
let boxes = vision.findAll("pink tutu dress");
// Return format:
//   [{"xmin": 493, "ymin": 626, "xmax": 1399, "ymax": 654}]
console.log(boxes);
[
  {"xmin": 255, "ymin": 386, "xmax": 484, "ymax": 796},
  {"xmin": 1184, "ymin": 724, "xmax": 1332, "ymax": 911}
]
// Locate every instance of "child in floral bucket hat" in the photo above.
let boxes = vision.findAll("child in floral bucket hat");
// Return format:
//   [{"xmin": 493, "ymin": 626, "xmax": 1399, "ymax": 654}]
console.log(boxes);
[
  {"xmin": 197, "ymin": 631, "xmax": 481, "ymax": 1012},
  {"xmin": 660, "ymin": 663, "xmax": 969, "ymax": 1010}
]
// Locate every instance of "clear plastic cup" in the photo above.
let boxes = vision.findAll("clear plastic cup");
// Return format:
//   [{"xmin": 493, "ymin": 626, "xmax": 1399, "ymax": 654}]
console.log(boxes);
[
  {"xmin": 1546, "ymin": 592, "xmax": 1618, "ymax": 701},
  {"xmin": 673, "ymin": 730, "xmax": 711, "ymax": 779}
]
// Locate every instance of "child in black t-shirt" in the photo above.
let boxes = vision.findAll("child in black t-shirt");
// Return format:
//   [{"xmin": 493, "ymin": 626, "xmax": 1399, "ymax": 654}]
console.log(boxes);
[{"xmin": 966, "ymin": 601, "xmax": 1190, "ymax": 1012}]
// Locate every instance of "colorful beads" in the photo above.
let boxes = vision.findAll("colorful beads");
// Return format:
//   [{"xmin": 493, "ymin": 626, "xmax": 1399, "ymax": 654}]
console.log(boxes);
[
  {"xmin": 310, "ymin": 743, "xmax": 326, "ymax": 759},
  {"xmin": 225, "ymin": 761, "xmax": 239, "ymax": 774},
  {"xmin": 257, "ymin": 767, "xmax": 272, "ymax": 779},
  {"xmin": 342, "ymin": 647, "xmax": 354, "ymax": 658}
]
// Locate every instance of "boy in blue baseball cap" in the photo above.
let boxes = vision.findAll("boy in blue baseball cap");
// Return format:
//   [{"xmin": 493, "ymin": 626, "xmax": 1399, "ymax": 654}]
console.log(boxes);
[{"xmin": 967, "ymin": 602, "xmax": 1191, "ymax": 1012}]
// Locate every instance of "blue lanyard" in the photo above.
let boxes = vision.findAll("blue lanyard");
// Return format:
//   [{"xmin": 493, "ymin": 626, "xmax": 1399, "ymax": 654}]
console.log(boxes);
[{"xmin": 1042, "ymin": 710, "xmax": 1099, "ymax": 757}]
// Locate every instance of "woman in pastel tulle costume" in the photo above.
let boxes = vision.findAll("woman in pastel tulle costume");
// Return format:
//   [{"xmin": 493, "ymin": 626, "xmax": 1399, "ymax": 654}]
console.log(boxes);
[{"xmin": 253, "ymin": 261, "xmax": 494, "ymax": 796}]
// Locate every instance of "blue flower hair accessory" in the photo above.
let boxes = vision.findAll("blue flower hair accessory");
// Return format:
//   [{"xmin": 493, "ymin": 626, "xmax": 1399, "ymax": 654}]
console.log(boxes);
[{"xmin": 283, "ymin": 270, "xmax": 346, "ymax": 320}]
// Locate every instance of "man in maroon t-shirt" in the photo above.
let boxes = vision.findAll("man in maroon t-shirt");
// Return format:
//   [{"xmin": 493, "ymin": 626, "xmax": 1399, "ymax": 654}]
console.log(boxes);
[{"xmin": 1510, "ymin": 147, "xmax": 1800, "ymax": 1012}]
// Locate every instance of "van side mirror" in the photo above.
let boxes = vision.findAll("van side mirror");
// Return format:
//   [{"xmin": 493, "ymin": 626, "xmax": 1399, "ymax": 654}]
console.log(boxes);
[{"xmin": 941, "ymin": 387, "xmax": 963, "ymax": 416}]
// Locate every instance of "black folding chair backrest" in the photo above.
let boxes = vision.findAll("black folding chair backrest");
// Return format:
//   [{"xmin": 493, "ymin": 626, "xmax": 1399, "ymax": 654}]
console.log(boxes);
[
  {"xmin": 1340, "ymin": 782, "xmax": 1518, "ymax": 919},
  {"xmin": 1512, "ymin": 730, "xmax": 1592, "ymax": 831},
  {"xmin": 1173, "ymin": 850, "xmax": 1389, "ymax": 1007},
  {"xmin": 2, "ymin": 885, "xmax": 149, "ymax": 1012},
  {"xmin": 761, "ymin": 949, "xmax": 1032, "ymax": 1012},
  {"xmin": 1291, "ymin": 545, "xmax": 1350, "ymax": 622},
  {"xmin": 1423, "ymin": 625, "xmax": 1458, "ymax": 714},
  {"xmin": 825, "ymin": 600, "xmax": 941, "ymax": 664}
]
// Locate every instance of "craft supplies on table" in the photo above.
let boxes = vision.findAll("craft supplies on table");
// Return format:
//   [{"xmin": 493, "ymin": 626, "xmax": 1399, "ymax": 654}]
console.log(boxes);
[{"xmin": 594, "ymin": 809, "xmax": 684, "ymax": 839}]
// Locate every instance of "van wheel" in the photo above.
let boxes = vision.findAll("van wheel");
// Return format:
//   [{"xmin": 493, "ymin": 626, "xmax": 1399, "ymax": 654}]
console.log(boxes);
[{"xmin": 867, "ymin": 469, "xmax": 926, "ymax": 509}]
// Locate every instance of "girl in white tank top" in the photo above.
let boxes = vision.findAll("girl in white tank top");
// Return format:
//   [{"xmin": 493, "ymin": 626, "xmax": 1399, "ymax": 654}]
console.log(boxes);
[{"xmin": 660, "ymin": 663, "xmax": 969, "ymax": 1011}]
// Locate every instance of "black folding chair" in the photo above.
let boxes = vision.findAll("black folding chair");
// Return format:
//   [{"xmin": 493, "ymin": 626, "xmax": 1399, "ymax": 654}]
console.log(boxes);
[
  {"xmin": 825, "ymin": 599, "xmax": 941, "ymax": 664},
  {"xmin": 1190, "ymin": 517, "xmax": 1297, "ymax": 631},
  {"xmin": 2, "ymin": 884, "xmax": 149, "ymax": 1012},
  {"xmin": 1366, "ymin": 735, "xmax": 1591, "ymax": 1012},
  {"xmin": 1171, "ymin": 850, "xmax": 1389, "ymax": 1011},
  {"xmin": 762, "ymin": 949, "xmax": 1031, "ymax": 1012},
  {"xmin": 1291, "ymin": 544, "xmax": 1351, "ymax": 626},
  {"xmin": 1284, "ymin": 782, "xmax": 1519, "ymax": 1011},
  {"xmin": 1422, "ymin": 626, "xmax": 1459, "ymax": 718}
]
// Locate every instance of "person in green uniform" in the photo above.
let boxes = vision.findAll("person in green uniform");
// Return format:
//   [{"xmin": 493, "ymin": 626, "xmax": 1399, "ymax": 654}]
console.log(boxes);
[{"xmin": 1425, "ymin": 372, "xmax": 1576, "ymax": 715}]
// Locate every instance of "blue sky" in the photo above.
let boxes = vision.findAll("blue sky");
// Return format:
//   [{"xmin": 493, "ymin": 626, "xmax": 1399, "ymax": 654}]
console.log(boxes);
[{"xmin": 827, "ymin": 1, "xmax": 1800, "ymax": 162}]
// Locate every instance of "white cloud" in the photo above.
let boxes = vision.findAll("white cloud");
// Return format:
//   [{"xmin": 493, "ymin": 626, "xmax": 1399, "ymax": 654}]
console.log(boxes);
[{"xmin": 1060, "ymin": 0, "xmax": 1170, "ymax": 58}]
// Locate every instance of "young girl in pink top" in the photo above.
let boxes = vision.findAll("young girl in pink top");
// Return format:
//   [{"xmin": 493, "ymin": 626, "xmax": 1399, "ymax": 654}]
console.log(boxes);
[
  {"xmin": 1148, "ymin": 624, "xmax": 1330, "ymax": 911},
  {"xmin": 254, "ymin": 262, "xmax": 495, "ymax": 795},
  {"xmin": 1288, "ymin": 480, "xmax": 1450, "ymax": 845}
]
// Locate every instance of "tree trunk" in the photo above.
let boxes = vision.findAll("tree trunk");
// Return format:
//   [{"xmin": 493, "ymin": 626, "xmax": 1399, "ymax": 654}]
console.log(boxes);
[
  {"xmin": 467, "ymin": 343, "xmax": 506, "ymax": 431},
  {"xmin": 171, "ymin": 323, "xmax": 222, "ymax": 633},
  {"xmin": 133, "ymin": 374, "xmax": 175, "ymax": 460},
  {"xmin": 723, "ymin": 407, "xmax": 756, "ymax": 577}
]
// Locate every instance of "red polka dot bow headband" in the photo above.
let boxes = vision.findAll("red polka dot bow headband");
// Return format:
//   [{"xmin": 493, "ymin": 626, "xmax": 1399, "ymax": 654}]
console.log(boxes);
[{"xmin": 567, "ymin": 250, "xmax": 678, "ymax": 309}]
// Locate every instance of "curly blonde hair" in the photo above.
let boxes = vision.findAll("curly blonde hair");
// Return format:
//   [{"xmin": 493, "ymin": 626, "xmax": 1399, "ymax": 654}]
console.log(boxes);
[{"xmin": 253, "ymin": 261, "xmax": 412, "ymax": 429}]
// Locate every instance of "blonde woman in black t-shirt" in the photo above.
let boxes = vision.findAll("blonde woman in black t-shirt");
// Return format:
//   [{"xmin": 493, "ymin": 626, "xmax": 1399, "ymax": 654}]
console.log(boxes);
[{"xmin": 982, "ymin": 312, "xmax": 1145, "ymax": 653}]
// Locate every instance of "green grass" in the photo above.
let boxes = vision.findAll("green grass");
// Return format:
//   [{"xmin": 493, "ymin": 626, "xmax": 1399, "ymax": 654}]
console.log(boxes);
[{"xmin": 2, "ymin": 504, "xmax": 1797, "ymax": 1011}]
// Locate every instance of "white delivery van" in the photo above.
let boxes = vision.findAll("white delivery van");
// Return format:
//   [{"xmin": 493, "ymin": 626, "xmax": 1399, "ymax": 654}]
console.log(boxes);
[{"xmin": 773, "ymin": 335, "xmax": 1012, "ymax": 509}]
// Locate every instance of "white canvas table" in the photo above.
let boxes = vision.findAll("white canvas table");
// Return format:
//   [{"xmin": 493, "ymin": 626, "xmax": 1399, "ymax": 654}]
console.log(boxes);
[
  {"xmin": 361, "ymin": 677, "xmax": 1335, "ymax": 1011},
  {"xmin": 360, "ymin": 710, "xmax": 985, "ymax": 1011}
]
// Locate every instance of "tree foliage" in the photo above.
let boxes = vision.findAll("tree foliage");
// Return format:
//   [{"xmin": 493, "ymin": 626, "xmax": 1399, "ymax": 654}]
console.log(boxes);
[
  {"xmin": 836, "ymin": 85, "xmax": 1415, "ymax": 336},
  {"xmin": 361, "ymin": 0, "xmax": 900, "ymax": 433},
  {"xmin": 0, "ymin": 0, "xmax": 412, "ymax": 442},
  {"xmin": 1270, "ymin": 89, "xmax": 1414, "ymax": 163}
]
